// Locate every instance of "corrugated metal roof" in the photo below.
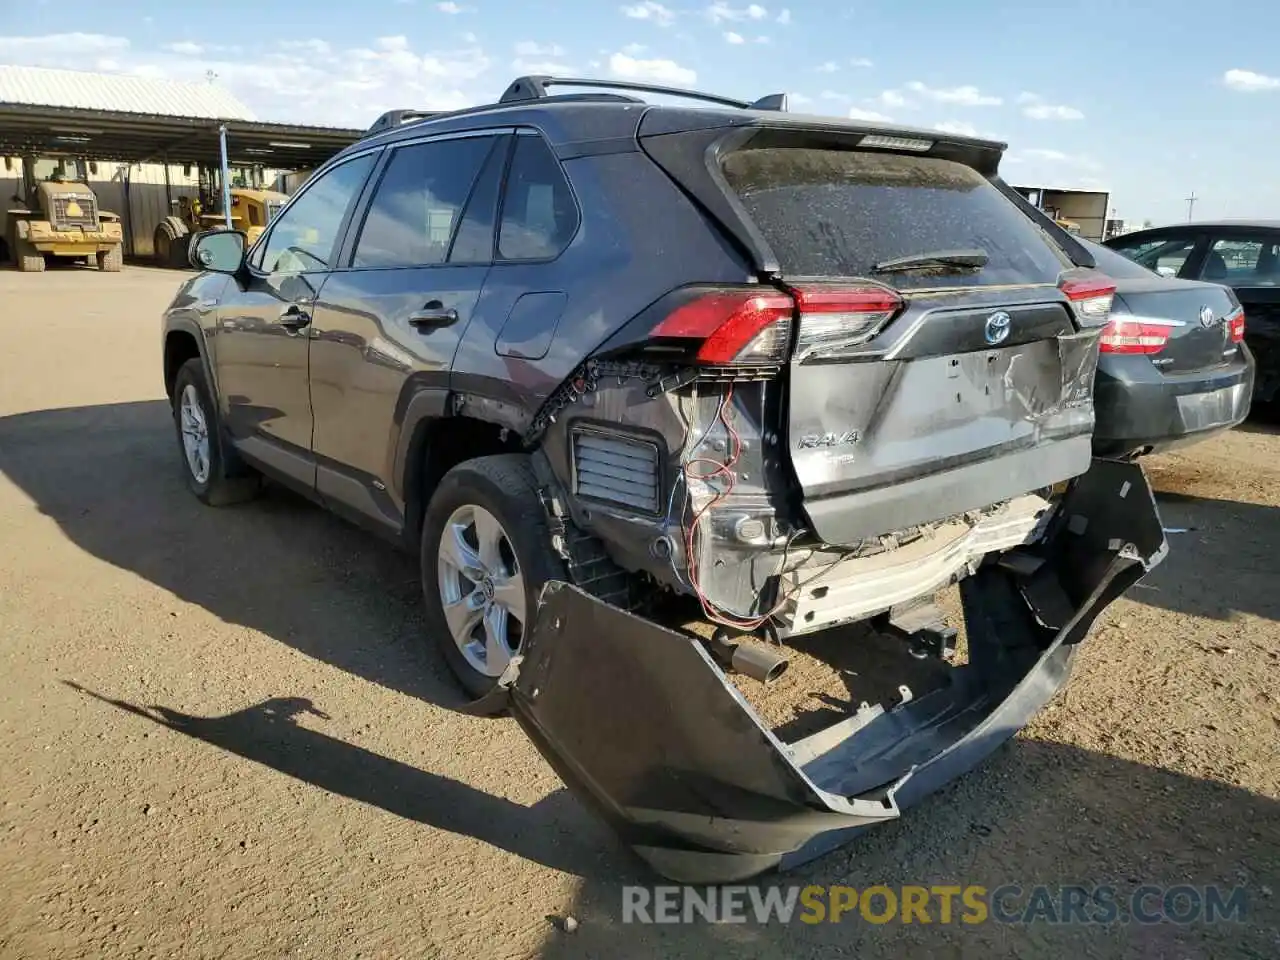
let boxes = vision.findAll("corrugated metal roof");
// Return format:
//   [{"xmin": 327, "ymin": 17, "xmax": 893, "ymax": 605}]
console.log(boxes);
[{"xmin": 0, "ymin": 64, "xmax": 256, "ymax": 121}]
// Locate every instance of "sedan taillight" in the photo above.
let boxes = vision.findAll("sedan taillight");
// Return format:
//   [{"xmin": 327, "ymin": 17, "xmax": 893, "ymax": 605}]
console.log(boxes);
[
  {"xmin": 1227, "ymin": 306, "xmax": 1246, "ymax": 343},
  {"xmin": 1098, "ymin": 317, "xmax": 1174, "ymax": 355}
]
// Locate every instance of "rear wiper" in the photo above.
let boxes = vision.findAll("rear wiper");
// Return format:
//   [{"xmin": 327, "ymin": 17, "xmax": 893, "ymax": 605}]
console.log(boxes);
[{"xmin": 872, "ymin": 248, "xmax": 989, "ymax": 273}]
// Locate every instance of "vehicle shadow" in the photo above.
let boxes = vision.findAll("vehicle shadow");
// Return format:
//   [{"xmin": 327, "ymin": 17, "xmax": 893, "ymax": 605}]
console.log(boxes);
[
  {"xmin": 0, "ymin": 400, "xmax": 463, "ymax": 708},
  {"xmin": 63, "ymin": 681, "xmax": 1280, "ymax": 960},
  {"xmin": 1134, "ymin": 489, "xmax": 1280, "ymax": 623}
]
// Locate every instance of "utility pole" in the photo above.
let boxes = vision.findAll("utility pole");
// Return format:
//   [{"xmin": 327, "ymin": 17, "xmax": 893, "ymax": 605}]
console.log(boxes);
[{"xmin": 1185, "ymin": 191, "xmax": 1198, "ymax": 221}]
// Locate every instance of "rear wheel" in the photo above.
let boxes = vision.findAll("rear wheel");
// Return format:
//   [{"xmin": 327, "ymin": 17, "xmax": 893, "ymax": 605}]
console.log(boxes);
[
  {"xmin": 97, "ymin": 245, "xmax": 122, "ymax": 272},
  {"xmin": 420, "ymin": 454, "xmax": 566, "ymax": 708},
  {"xmin": 170, "ymin": 358, "xmax": 260, "ymax": 506}
]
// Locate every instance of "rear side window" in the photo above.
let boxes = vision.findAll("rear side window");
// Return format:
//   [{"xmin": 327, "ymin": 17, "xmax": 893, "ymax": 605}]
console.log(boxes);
[
  {"xmin": 720, "ymin": 148, "xmax": 1069, "ymax": 289},
  {"xmin": 352, "ymin": 136, "xmax": 497, "ymax": 268},
  {"xmin": 498, "ymin": 135, "xmax": 578, "ymax": 261}
]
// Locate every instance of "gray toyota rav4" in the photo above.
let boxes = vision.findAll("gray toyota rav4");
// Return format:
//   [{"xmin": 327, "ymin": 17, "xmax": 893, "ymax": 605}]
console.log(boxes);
[{"xmin": 162, "ymin": 76, "xmax": 1166, "ymax": 883}]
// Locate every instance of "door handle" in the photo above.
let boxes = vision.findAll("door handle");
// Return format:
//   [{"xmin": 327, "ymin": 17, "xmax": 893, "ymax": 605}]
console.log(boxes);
[
  {"xmin": 407, "ymin": 300, "xmax": 459, "ymax": 330},
  {"xmin": 279, "ymin": 304, "xmax": 311, "ymax": 329}
]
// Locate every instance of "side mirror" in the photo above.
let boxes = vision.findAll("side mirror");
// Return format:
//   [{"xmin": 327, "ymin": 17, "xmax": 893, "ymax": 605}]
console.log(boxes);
[{"xmin": 190, "ymin": 229, "xmax": 247, "ymax": 273}]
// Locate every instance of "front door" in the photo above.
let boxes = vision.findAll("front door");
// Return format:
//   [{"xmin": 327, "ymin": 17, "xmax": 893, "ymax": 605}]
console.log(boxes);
[
  {"xmin": 307, "ymin": 133, "xmax": 510, "ymax": 531},
  {"xmin": 215, "ymin": 152, "xmax": 378, "ymax": 490}
]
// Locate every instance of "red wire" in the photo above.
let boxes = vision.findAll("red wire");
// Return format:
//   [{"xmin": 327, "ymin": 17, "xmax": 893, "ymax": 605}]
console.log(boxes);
[{"xmin": 680, "ymin": 384, "xmax": 796, "ymax": 632}]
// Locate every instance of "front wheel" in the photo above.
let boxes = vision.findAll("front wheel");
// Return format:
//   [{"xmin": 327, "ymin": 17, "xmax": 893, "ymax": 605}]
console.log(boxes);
[
  {"xmin": 170, "ymin": 358, "xmax": 260, "ymax": 506},
  {"xmin": 420, "ymin": 455, "xmax": 566, "ymax": 708}
]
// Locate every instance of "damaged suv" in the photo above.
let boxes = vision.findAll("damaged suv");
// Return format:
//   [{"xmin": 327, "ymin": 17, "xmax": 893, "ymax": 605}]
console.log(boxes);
[{"xmin": 162, "ymin": 76, "xmax": 1166, "ymax": 883}]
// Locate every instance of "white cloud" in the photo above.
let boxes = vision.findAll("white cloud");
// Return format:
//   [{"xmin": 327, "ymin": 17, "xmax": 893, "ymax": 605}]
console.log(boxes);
[
  {"xmin": 873, "ymin": 89, "xmax": 910, "ymax": 108},
  {"xmin": 0, "ymin": 32, "xmax": 129, "ymax": 57},
  {"xmin": 621, "ymin": 1, "xmax": 676, "ymax": 25},
  {"xmin": 1018, "ymin": 92, "xmax": 1084, "ymax": 120},
  {"xmin": 514, "ymin": 41, "xmax": 566, "ymax": 57},
  {"xmin": 608, "ymin": 51, "xmax": 695, "ymax": 85},
  {"xmin": 512, "ymin": 58, "xmax": 575, "ymax": 75},
  {"xmin": 849, "ymin": 57, "xmax": 873, "ymax": 68},
  {"xmin": 725, "ymin": 31, "xmax": 745, "ymax": 44},
  {"xmin": 932, "ymin": 120, "xmax": 979, "ymax": 136},
  {"xmin": 819, "ymin": 90, "xmax": 848, "ymax": 101},
  {"xmin": 1223, "ymin": 68, "xmax": 1280, "ymax": 92},
  {"xmin": 164, "ymin": 41, "xmax": 204, "ymax": 55},
  {"xmin": 776, "ymin": 7, "xmax": 791, "ymax": 23},
  {"xmin": 815, "ymin": 61, "xmax": 840, "ymax": 73},
  {"xmin": 622, "ymin": 42, "xmax": 647, "ymax": 54},
  {"xmin": 905, "ymin": 81, "xmax": 1001, "ymax": 106},
  {"xmin": 462, "ymin": 31, "xmax": 478, "ymax": 43},
  {"xmin": 754, "ymin": 35, "xmax": 771, "ymax": 44},
  {"xmin": 1024, "ymin": 102, "xmax": 1084, "ymax": 120},
  {"xmin": 0, "ymin": 32, "xmax": 490, "ymax": 128},
  {"xmin": 1024, "ymin": 148, "xmax": 1101, "ymax": 170},
  {"xmin": 707, "ymin": 2, "xmax": 768, "ymax": 23},
  {"xmin": 848, "ymin": 107, "xmax": 893, "ymax": 123},
  {"xmin": 435, "ymin": 1, "xmax": 468, "ymax": 11}
]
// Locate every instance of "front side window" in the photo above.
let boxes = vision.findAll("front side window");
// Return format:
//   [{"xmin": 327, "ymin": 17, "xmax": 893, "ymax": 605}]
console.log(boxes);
[
  {"xmin": 1199, "ymin": 236, "xmax": 1280, "ymax": 286},
  {"xmin": 352, "ymin": 136, "xmax": 498, "ymax": 269},
  {"xmin": 498, "ymin": 135, "xmax": 579, "ymax": 261},
  {"xmin": 259, "ymin": 153, "xmax": 376, "ymax": 273}
]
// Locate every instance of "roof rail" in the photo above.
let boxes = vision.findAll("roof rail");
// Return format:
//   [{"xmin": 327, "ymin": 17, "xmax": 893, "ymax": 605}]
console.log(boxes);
[
  {"xmin": 498, "ymin": 75, "xmax": 789, "ymax": 112},
  {"xmin": 364, "ymin": 108, "xmax": 441, "ymax": 137}
]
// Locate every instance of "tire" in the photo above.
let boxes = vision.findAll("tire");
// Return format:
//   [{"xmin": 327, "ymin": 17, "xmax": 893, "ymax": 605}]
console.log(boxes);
[
  {"xmin": 16, "ymin": 240, "xmax": 44, "ymax": 272},
  {"xmin": 169, "ymin": 233, "xmax": 192, "ymax": 270},
  {"xmin": 97, "ymin": 245, "xmax": 123, "ymax": 272},
  {"xmin": 170, "ymin": 358, "xmax": 260, "ymax": 506},
  {"xmin": 420, "ymin": 454, "xmax": 566, "ymax": 708}
]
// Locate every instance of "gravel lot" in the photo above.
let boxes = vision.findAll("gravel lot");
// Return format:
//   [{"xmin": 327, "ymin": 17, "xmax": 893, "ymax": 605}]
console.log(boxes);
[{"xmin": 0, "ymin": 265, "xmax": 1276, "ymax": 959}]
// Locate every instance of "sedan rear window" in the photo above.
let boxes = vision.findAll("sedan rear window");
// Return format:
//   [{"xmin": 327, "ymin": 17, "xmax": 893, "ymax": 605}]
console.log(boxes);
[{"xmin": 720, "ymin": 147, "xmax": 1070, "ymax": 289}]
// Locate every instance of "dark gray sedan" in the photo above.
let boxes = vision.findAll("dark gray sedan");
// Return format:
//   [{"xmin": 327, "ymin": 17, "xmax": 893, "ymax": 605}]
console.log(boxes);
[{"xmin": 1086, "ymin": 238, "xmax": 1254, "ymax": 458}]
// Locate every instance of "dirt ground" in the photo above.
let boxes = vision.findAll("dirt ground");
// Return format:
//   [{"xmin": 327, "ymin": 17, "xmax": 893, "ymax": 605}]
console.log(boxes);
[{"xmin": 0, "ymin": 266, "xmax": 1276, "ymax": 960}]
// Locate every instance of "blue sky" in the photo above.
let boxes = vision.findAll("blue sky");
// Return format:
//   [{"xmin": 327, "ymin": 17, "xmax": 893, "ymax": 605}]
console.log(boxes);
[{"xmin": 5, "ymin": 0, "xmax": 1280, "ymax": 225}]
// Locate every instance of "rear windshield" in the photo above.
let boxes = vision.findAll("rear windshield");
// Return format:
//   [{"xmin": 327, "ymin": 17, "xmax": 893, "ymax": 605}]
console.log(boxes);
[{"xmin": 721, "ymin": 148, "xmax": 1070, "ymax": 289}]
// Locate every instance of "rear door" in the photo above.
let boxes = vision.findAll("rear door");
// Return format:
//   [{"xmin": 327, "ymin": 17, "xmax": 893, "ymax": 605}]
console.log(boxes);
[
  {"xmin": 712, "ymin": 143, "xmax": 1099, "ymax": 541},
  {"xmin": 306, "ymin": 131, "xmax": 509, "ymax": 533}
]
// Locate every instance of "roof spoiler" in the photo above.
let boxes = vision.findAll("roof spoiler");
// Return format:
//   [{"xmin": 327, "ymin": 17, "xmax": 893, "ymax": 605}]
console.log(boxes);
[{"xmin": 497, "ymin": 75, "xmax": 789, "ymax": 113}]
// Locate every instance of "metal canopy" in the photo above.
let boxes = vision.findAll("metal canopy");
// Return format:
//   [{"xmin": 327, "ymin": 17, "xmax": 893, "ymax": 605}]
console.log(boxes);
[{"xmin": 0, "ymin": 102, "xmax": 362, "ymax": 170}]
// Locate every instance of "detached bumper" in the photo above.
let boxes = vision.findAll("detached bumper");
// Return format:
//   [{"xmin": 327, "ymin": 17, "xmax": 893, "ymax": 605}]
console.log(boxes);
[{"xmin": 505, "ymin": 459, "xmax": 1166, "ymax": 883}]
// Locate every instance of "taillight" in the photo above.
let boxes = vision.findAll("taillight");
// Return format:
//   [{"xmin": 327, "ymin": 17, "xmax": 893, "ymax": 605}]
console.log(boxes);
[
  {"xmin": 1059, "ymin": 271, "xmax": 1117, "ymax": 327},
  {"xmin": 1059, "ymin": 272, "xmax": 1121, "ymax": 330},
  {"xmin": 651, "ymin": 290, "xmax": 794, "ymax": 365},
  {"xmin": 791, "ymin": 285, "xmax": 903, "ymax": 362},
  {"xmin": 1098, "ymin": 317, "xmax": 1173, "ymax": 355},
  {"xmin": 1227, "ymin": 306, "xmax": 1246, "ymax": 343}
]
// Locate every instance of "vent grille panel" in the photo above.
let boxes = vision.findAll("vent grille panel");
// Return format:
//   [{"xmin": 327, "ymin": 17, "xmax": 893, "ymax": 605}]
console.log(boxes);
[{"xmin": 573, "ymin": 431, "xmax": 660, "ymax": 514}]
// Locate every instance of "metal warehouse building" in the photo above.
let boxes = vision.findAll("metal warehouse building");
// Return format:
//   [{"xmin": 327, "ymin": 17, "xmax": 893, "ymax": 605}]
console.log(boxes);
[{"xmin": 0, "ymin": 65, "xmax": 361, "ymax": 259}]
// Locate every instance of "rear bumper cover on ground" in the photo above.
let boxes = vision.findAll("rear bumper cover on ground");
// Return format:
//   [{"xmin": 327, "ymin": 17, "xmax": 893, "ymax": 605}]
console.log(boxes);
[{"xmin": 504, "ymin": 459, "xmax": 1167, "ymax": 882}]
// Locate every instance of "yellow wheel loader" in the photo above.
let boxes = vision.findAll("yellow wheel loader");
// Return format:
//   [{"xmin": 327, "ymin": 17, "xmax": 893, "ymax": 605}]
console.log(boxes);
[
  {"xmin": 154, "ymin": 165, "xmax": 286, "ymax": 268},
  {"xmin": 5, "ymin": 159, "xmax": 124, "ymax": 273}
]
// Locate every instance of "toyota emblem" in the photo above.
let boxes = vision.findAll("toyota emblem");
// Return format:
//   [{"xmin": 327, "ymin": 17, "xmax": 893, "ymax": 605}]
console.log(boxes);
[{"xmin": 984, "ymin": 311, "xmax": 1012, "ymax": 345}]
